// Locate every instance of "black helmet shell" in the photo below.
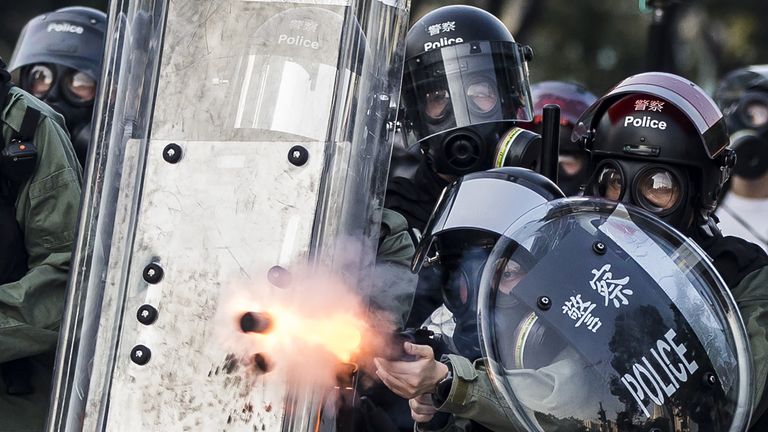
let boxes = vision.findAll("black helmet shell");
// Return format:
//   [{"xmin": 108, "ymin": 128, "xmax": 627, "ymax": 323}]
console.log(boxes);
[
  {"xmin": 529, "ymin": 81, "xmax": 598, "ymax": 126},
  {"xmin": 574, "ymin": 72, "xmax": 728, "ymax": 160},
  {"xmin": 412, "ymin": 167, "xmax": 564, "ymax": 273},
  {"xmin": 714, "ymin": 65, "xmax": 768, "ymax": 112},
  {"xmin": 405, "ymin": 5, "xmax": 516, "ymax": 60},
  {"xmin": 9, "ymin": 6, "xmax": 107, "ymax": 80},
  {"xmin": 713, "ymin": 66, "xmax": 768, "ymax": 179},
  {"xmin": 400, "ymin": 6, "xmax": 534, "ymax": 175},
  {"xmin": 521, "ymin": 80, "xmax": 597, "ymax": 154},
  {"xmin": 575, "ymin": 72, "xmax": 733, "ymax": 214}
]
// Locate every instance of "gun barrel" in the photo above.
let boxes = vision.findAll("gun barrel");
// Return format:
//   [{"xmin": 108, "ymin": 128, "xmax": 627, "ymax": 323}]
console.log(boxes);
[{"xmin": 239, "ymin": 312, "xmax": 273, "ymax": 334}]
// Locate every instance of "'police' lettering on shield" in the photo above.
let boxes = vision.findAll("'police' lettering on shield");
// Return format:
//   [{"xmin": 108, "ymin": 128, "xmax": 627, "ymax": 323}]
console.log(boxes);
[{"xmin": 620, "ymin": 329, "xmax": 699, "ymax": 418}]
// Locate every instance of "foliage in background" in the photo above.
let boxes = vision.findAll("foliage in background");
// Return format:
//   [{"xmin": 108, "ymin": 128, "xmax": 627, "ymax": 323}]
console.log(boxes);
[{"xmin": 410, "ymin": 0, "xmax": 768, "ymax": 95}]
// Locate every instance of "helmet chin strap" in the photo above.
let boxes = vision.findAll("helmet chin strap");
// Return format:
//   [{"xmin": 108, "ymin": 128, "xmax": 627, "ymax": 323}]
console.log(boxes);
[{"xmin": 691, "ymin": 210, "xmax": 722, "ymax": 241}]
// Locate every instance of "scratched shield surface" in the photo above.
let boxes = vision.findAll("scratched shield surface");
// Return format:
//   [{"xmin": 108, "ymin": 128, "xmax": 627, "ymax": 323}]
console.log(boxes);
[
  {"xmin": 98, "ymin": 1, "xmax": 341, "ymax": 430},
  {"xmin": 45, "ymin": 0, "xmax": 412, "ymax": 428},
  {"xmin": 101, "ymin": 140, "xmax": 325, "ymax": 431}
]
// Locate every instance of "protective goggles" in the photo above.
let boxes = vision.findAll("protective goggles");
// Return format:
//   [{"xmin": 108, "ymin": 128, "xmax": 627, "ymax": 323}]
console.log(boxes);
[
  {"xmin": 23, "ymin": 63, "xmax": 97, "ymax": 104},
  {"xmin": 591, "ymin": 160, "xmax": 686, "ymax": 215},
  {"xmin": 423, "ymin": 77, "xmax": 500, "ymax": 122},
  {"xmin": 736, "ymin": 92, "xmax": 768, "ymax": 131}
]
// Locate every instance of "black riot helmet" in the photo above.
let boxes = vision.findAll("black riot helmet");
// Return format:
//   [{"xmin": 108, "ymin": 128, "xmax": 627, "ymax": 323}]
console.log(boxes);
[
  {"xmin": 401, "ymin": 6, "xmax": 534, "ymax": 177},
  {"xmin": 8, "ymin": 6, "xmax": 107, "ymax": 165},
  {"xmin": 518, "ymin": 81, "xmax": 597, "ymax": 195},
  {"xmin": 412, "ymin": 167, "xmax": 564, "ymax": 358},
  {"xmin": 574, "ymin": 72, "xmax": 734, "ymax": 235},
  {"xmin": 714, "ymin": 65, "xmax": 768, "ymax": 180}
]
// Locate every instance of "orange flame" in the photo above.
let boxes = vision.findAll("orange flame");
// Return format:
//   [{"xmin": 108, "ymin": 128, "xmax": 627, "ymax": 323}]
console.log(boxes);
[{"xmin": 258, "ymin": 306, "xmax": 364, "ymax": 362}]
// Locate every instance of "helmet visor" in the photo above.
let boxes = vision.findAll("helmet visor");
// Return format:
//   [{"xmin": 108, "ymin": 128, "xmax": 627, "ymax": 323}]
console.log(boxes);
[
  {"xmin": 403, "ymin": 41, "xmax": 533, "ymax": 142},
  {"xmin": 411, "ymin": 171, "xmax": 549, "ymax": 273}
]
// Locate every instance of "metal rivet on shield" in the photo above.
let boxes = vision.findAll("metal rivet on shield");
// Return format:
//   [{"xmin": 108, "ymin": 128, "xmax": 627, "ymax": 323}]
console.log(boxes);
[
  {"xmin": 163, "ymin": 143, "xmax": 182, "ymax": 163},
  {"xmin": 592, "ymin": 241, "xmax": 607, "ymax": 255},
  {"xmin": 536, "ymin": 296, "xmax": 552, "ymax": 311},
  {"xmin": 267, "ymin": 265, "xmax": 292, "ymax": 288},
  {"xmin": 703, "ymin": 372, "xmax": 718, "ymax": 388},
  {"xmin": 130, "ymin": 345, "xmax": 151, "ymax": 366},
  {"xmin": 143, "ymin": 263, "xmax": 164, "ymax": 284},
  {"xmin": 288, "ymin": 146, "xmax": 309, "ymax": 166},
  {"xmin": 137, "ymin": 304, "xmax": 158, "ymax": 325}
]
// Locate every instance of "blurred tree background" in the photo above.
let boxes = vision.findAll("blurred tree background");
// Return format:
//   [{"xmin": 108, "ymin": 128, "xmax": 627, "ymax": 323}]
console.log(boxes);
[
  {"xmin": 409, "ymin": 0, "xmax": 768, "ymax": 94},
  {"xmin": 1, "ymin": 0, "xmax": 766, "ymax": 95}
]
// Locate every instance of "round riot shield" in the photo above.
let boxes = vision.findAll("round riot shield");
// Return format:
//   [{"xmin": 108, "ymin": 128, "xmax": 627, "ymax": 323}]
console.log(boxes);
[{"xmin": 478, "ymin": 198, "xmax": 752, "ymax": 432}]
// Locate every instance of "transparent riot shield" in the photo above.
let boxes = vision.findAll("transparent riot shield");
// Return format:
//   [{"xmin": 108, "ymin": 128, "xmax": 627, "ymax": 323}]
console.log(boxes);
[
  {"xmin": 46, "ymin": 0, "xmax": 410, "ymax": 431},
  {"xmin": 478, "ymin": 199, "xmax": 753, "ymax": 432}
]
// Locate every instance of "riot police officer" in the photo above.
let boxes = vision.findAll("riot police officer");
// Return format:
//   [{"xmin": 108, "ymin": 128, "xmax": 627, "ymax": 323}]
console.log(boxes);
[
  {"xmin": 377, "ymin": 161, "xmax": 755, "ymax": 431},
  {"xmin": 386, "ymin": 5, "xmax": 538, "ymax": 334},
  {"xmin": 516, "ymin": 81, "xmax": 597, "ymax": 196},
  {"xmin": 375, "ymin": 72, "xmax": 768, "ymax": 432},
  {"xmin": 8, "ymin": 6, "xmax": 107, "ymax": 167},
  {"xmin": 376, "ymin": 167, "xmax": 566, "ymax": 432},
  {"xmin": 714, "ymin": 66, "xmax": 768, "ymax": 252},
  {"xmin": 575, "ymin": 71, "xmax": 768, "ymax": 429},
  {"xmin": 385, "ymin": 4, "xmax": 536, "ymax": 235},
  {"xmin": 0, "ymin": 57, "xmax": 82, "ymax": 431}
]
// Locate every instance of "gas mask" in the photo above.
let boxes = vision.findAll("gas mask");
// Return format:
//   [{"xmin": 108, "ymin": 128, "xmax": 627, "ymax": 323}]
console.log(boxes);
[
  {"xmin": 440, "ymin": 247, "xmax": 490, "ymax": 359},
  {"xmin": 20, "ymin": 63, "xmax": 96, "ymax": 162},
  {"xmin": 724, "ymin": 90, "xmax": 768, "ymax": 179},
  {"xmin": 589, "ymin": 159, "xmax": 693, "ymax": 229},
  {"xmin": 441, "ymin": 244, "xmax": 543, "ymax": 359},
  {"xmin": 416, "ymin": 74, "xmax": 511, "ymax": 175},
  {"xmin": 573, "ymin": 74, "xmax": 734, "ymax": 235},
  {"xmin": 7, "ymin": 6, "xmax": 107, "ymax": 166},
  {"xmin": 401, "ymin": 38, "xmax": 533, "ymax": 177}
]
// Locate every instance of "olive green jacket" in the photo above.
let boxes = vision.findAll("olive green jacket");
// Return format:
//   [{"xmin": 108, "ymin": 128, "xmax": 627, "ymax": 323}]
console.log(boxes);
[
  {"xmin": 417, "ymin": 354, "xmax": 519, "ymax": 432},
  {"xmin": 418, "ymin": 266, "xmax": 768, "ymax": 432},
  {"xmin": 732, "ymin": 265, "xmax": 768, "ymax": 428},
  {"xmin": 0, "ymin": 86, "xmax": 82, "ymax": 432},
  {"xmin": 373, "ymin": 208, "xmax": 418, "ymax": 329}
]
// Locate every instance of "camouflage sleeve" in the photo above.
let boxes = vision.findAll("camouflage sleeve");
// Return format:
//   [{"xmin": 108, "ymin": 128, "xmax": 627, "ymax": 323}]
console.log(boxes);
[
  {"xmin": 730, "ymin": 265, "xmax": 768, "ymax": 418},
  {"xmin": 0, "ymin": 99, "xmax": 82, "ymax": 363}
]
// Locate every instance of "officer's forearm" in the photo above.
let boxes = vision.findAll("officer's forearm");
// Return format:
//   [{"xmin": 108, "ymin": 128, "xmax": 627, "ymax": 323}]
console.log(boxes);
[
  {"xmin": 0, "ymin": 258, "xmax": 69, "ymax": 363},
  {"xmin": 434, "ymin": 355, "xmax": 521, "ymax": 432}
]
